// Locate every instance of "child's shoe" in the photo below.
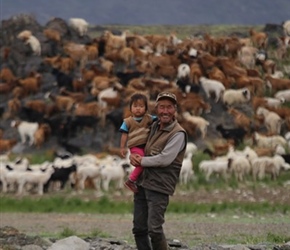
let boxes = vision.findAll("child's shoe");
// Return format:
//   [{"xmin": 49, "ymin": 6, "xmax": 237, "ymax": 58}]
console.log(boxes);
[{"xmin": 124, "ymin": 179, "xmax": 138, "ymax": 193}]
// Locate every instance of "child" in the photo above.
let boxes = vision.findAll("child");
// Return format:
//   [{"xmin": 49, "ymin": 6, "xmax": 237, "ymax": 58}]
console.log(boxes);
[{"xmin": 119, "ymin": 93, "xmax": 157, "ymax": 193}]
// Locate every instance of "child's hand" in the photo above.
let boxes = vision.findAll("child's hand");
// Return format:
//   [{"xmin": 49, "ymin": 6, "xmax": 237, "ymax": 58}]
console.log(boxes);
[{"xmin": 120, "ymin": 147, "xmax": 126, "ymax": 158}]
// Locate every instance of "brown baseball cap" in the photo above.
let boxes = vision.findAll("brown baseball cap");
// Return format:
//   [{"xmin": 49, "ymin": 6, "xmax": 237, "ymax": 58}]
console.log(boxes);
[{"xmin": 156, "ymin": 92, "xmax": 177, "ymax": 104}]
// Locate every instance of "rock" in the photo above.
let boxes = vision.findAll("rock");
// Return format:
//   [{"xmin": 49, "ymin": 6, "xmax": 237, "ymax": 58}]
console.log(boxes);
[{"xmin": 48, "ymin": 236, "xmax": 89, "ymax": 250}]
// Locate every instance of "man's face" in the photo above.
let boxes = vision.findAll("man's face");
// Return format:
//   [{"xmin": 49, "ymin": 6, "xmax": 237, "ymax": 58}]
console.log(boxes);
[{"xmin": 156, "ymin": 99, "xmax": 176, "ymax": 126}]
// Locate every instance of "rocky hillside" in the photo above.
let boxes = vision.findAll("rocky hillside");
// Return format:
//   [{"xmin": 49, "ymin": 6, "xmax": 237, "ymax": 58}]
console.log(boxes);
[{"xmin": 0, "ymin": 14, "xmax": 288, "ymax": 156}]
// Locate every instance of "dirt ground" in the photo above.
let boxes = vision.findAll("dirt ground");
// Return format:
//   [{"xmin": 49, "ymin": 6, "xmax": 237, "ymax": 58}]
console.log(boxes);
[{"xmin": 1, "ymin": 185, "xmax": 290, "ymax": 247}]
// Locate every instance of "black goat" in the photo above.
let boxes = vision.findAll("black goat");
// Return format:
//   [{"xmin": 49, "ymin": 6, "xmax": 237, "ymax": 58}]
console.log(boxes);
[
  {"xmin": 216, "ymin": 124, "xmax": 246, "ymax": 146},
  {"xmin": 116, "ymin": 71, "xmax": 144, "ymax": 86},
  {"xmin": 51, "ymin": 67, "xmax": 74, "ymax": 91},
  {"xmin": 176, "ymin": 77, "xmax": 200, "ymax": 94},
  {"xmin": 44, "ymin": 163, "xmax": 77, "ymax": 192},
  {"xmin": 280, "ymin": 154, "xmax": 290, "ymax": 164}
]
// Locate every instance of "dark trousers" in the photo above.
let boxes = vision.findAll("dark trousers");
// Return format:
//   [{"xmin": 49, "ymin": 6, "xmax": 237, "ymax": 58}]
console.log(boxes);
[{"xmin": 132, "ymin": 186, "xmax": 169, "ymax": 250}]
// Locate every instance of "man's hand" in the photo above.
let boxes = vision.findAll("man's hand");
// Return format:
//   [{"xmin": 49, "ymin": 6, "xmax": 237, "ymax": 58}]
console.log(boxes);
[{"xmin": 130, "ymin": 153, "xmax": 142, "ymax": 166}]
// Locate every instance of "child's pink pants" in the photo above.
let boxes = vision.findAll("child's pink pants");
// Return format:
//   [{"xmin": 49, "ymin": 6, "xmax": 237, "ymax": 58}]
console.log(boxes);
[{"xmin": 129, "ymin": 146, "xmax": 145, "ymax": 182}]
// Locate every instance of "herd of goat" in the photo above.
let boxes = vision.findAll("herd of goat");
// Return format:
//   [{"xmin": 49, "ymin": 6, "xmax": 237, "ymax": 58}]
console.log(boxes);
[{"xmin": 0, "ymin": 15, "xmax": 290, "ymax": 194}]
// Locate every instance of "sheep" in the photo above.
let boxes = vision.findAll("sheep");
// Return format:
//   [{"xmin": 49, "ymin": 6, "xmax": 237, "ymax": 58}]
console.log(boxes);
[
  {"xmin": 274, "ymin": 89, "xmax": 290, "ymax": 102},
  {"xmin": 71, "ymin": 162, "xmax": 102, "ymax": 193},
  {"xmin": 179, "ymin": 152, "xmax": 194, "ymax": 185},
  {"xmin": 253, "ymin": 132, "xmax": 287, "ymax": 149},
  {"xmin": 11, "ymin": 120, "xmax": 39, "ymax": 146},
  {"xmin": 199, "ymin": 159, "xmax": 229, "ymax": 181},
  {"xmin": 250, "ymin": 155, "xmax": 287, "ymax": 181},
  {"xmin": 199, "ymin": 76, "xmax": 225, "ymax": 103},
  {"xmin": 182, "ymin": 112, "xmax": 209, "ymax": 139},
  {"xmin": 263, "ymin": 97, "xmax": 285, "ymax": 108},
  {"xmin": 68, "ymin": 18, "xmax": 89, "ymax": 36},
  {"xmin": 227, "ymin": 155, "xmax": 251, "ymax": 181},
  {"xmin": 256, "ymin": 107, "xmax": 282, "ymax": 135},
  {"xmin": 99, "ymin": 158, "xmax": 131, "ymax": 192},
  {"xmin": 222, "ymin": 88, "xmax": 251, "ymax": 107},
  {"xmin": 17, "ymin": 165, "xmax": 55, "ymax": 195}
]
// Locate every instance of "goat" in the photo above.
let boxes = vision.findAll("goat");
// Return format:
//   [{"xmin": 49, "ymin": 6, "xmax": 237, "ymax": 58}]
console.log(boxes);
[
  {"xmin": 253, "ymin": 132, "xmax": 287, "ymax": 149},
  {"xmin": 182, "ymin": 112, "xmax": 209, "ymax": 139},
  {"xmin": 44, "ymin": 163, "xmax": 77, "ymax": 192},
  {"xmin": 0, "ymin": 139, "xmax": 18, "ymax": 153},
  {"xmin": 199, "ymin": 159, "xmax": 229, "ymax": 181},
  {"xmin": 11, "ymin": 120, "xmax": 39, "ymax": 146},
  {"xmin": 222, "ymin": 88, "xmax": 251, "ymax": 107},
  {"xmin": 179, "ymin": 152, "xmax": 194, "ymax": 185},
  {"xmin": 216, "ymin": 124, "xmax": 246, "ymax": 146},
  {"xmin": 68, "ymin": 18, "xmax": 89, "ymax": 36},
  {"xmin": 256, "ymin": 107, "xmax": 282, "ymax": 135},
  {"xmin": 227, "ymin": 108, "xmax": 252, "ymax": 132},
  {"xmin": 199, "ymin": 76, "xmax": 225, "ymax": 103}
]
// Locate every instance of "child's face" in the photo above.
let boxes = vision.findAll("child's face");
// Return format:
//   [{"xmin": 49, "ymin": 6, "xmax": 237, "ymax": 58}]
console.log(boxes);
[{"xmin": 131, "ymin": 99, "xmax": 146, "ymax": 117}]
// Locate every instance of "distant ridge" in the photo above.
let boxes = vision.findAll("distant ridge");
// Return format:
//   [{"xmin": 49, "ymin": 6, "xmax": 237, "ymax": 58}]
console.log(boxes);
[{"xmin": 1, "ymin": 0, "xmax": 290, "ymax": 26}]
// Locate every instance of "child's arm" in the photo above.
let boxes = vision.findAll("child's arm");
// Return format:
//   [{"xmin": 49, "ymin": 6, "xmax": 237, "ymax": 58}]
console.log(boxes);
[{"xmin": 120, "ymin": 132, "xmax": 128, "ymax": 158}]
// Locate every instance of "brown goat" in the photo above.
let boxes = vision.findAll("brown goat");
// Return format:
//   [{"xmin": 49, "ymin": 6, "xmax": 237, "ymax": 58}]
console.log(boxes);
[
  {"xmin": 43, "ymin": 28, "xmax": 61, "ymax": 43},
  {"xmin": 73, "ymin": 101, "xmax": 100, "ymax": 117},
  {"xmin": 34, "ymin": 123, "xmax": 52, "ymax": 148},
  {"xmin": 0, "ymin": 138, "xmax": 18, "ymax": 153},
  {"xmin": 0, "ymin": 67, "xmax": 16, "ymax": 83},
  {"xmin": 228, "ymin": 107, "xmax": 252, "ymax": 132},
  {"xmin": 25, "ymin": 99, "xmax": 48, "ymax": 114},
  {"xmin": 265, "ymin": 75, "xmax": 290, "ymax": 93},
  {"xmin": 249, "ymin": 28, "xmax": 268, "ymax": 49}
]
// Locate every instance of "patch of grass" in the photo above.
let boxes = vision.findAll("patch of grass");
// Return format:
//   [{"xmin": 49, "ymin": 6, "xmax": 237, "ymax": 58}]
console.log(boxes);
[
  {"xmin": 59, "ymin": 227, "xmax": 76, "ymax": 237},
  {"xmin": 0, "ymin": 195, "xmax": 133, "ymax": 213}
]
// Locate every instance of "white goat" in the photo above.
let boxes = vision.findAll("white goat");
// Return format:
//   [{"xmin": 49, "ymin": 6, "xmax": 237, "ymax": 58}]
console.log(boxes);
[
  {"xmin": 199, "ymin": 159, "xmax": 229, "ymax": 181},
  {"xmin": 25, "ymin": 35, "xmax": 41, "ymax": 56},
  {"xmin": 69, "ymin": 18, "xmax": 89, "ymax": 36},
  {"xmin": 199, "ymin": 76, "xmax": 225, "ymax": 103},
  {"xmin": 222, "ymin": 87, "xmax": 251, "ymax": 107},
  {"xmin": 263, "ymin": 97, "xmax": 285, "ymax": 108},
  {"xmin": 182, "ymin": 112, "xmax": 210, "ymax": 139},
  {"xmin": 11, "ymin": 120, "xmax": 39, "ymax": 146},
  {"xmin": 274, "ymin": 89, "xmax": 290, "ymax": 102},
  {"xmin": 185, "ymin": 142, "xmax": 198, "ymax": 158},
  {"xmin": 256, "ymin": 107, "xmax": 282, "ymax": 135},
  {"xmin": 227, "ymin": 155, "xmax": 251, "ymax": 181},
  {"xmin": 99, "ymin": 157, "xmax": 130, "ymax": 192},
  {"xmin": 17, "ymin": 165, "xmax": 55, "ymax": 195},
  {"xmin": 179, "ymin": 152, "xmax": 194, "ymax": 185},
  {"xmin": 72, "ymin": 162, "xmax": 102, "ymax": 193},
  {"xmin": 254, "ymin": 132, "xmax": 287, "ymax": 149},
  {"xmin": 177, "ymin": 63, "xmax": 190, "ymax": 79}
]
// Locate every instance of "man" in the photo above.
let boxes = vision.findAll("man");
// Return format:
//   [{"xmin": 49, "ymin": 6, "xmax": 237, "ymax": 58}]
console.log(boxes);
[{"xmin": 130, "ymin": 92, "xmax": 188, "ymax": 250}]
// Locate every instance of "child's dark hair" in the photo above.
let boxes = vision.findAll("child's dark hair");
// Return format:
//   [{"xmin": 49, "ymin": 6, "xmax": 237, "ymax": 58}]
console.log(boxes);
[{"xmin": 129, "ymin": 93, "xmax": 148, "ymax": 111}]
